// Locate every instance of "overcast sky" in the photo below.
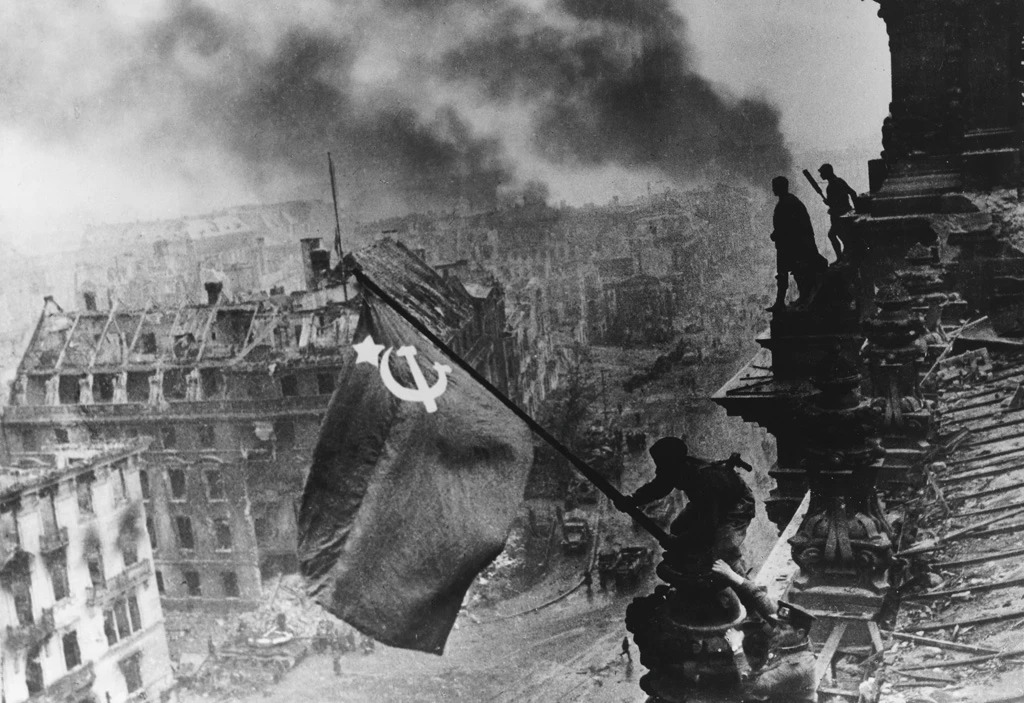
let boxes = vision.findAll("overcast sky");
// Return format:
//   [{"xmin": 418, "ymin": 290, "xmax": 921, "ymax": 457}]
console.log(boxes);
[{"xmin": 0, "ymin": 0, "xmax": 889, "ymax": 252}]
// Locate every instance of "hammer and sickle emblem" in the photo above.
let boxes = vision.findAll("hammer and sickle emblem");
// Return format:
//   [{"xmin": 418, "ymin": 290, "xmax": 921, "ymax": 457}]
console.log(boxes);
[
  {"xmin": 379, "ymin": 346, "xmax": 452, "ymax": 413},
  {"xmin": 352, "ymin": 335, "xmax": 453, "ymax": 413}
]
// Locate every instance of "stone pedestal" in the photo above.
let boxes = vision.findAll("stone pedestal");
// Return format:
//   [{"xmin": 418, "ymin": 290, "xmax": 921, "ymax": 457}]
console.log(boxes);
[{"xmin": 626, "ymin": 545, "xmax": 746, "ymax": 702}]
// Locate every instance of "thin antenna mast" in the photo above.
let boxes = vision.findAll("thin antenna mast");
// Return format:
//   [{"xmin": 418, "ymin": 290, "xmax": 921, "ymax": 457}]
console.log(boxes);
[{"xmin": 327, "ymin": 152, "xmax": 349, "ymax": 302}]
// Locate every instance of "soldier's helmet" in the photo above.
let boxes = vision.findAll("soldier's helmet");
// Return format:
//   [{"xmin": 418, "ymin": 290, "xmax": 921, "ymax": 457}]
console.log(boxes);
[
  {"xmin": 775, "ymin": 600, "xmax": 816, "ymax": 633},
  {"xmin": 648, "ymin": 436, "xmax": 688, "ymax": 466}
]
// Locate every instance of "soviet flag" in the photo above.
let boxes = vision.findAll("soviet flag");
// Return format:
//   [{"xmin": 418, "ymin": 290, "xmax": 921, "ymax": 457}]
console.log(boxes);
[{"xmin": 298, "ymin": 290, "xmax": 533, "ymax": 654}]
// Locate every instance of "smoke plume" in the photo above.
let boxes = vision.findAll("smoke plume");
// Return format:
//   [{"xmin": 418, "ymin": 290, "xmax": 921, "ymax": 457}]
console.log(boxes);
[
  {"xmin": 0, "ymin": 0, "xmax": 790, "ymax": 238},
  {"xmin": 441, "ymin": 0, "xmax": 790, "ymax": 187}
]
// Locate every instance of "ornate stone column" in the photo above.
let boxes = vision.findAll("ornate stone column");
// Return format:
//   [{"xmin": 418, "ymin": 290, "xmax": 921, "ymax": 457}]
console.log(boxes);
[
  {"xmin": 787, "ymin": 355, "xmax": 892, "ymax": 620},
  {"xmin": 862, "ymin": 280, "xmax": 935, "ymax": 489}
]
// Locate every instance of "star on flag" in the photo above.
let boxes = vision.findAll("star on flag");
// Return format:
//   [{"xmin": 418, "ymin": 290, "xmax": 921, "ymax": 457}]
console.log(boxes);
[{"xmin": 352, "ymin": 335, "xmax": 385, "ymax": 367}]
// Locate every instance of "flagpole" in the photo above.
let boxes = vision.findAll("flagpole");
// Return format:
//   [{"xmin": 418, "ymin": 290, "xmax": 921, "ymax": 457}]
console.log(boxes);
[
  {"xmin": 327, "ymin": 152, "xmax": 348, "ymax": 303},
  {"xmin": 349, "ymin": 265, "xmax": 674, "ymax": 548}
]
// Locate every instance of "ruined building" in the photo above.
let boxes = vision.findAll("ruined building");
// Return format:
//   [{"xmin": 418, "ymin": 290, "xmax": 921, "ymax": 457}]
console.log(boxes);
[
  {"xmin": 1, "ymin": 238, "xmax": 511, "ymax": 611},
  {"xmin": 75, "ymin": 200, "xmax": 338, "ymax": 311},
  {"xmin": 0, "ymin": 440, "xmax": 172, "ymax": 703}
]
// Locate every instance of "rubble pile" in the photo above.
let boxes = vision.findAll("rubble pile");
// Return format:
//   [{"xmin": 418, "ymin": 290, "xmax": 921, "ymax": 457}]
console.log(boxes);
[
  {"xmin": 178, "ymin": 575, "xmax": 369, "ymax": 699},
  {"xmin": 874, "ymin": 351, "xmax": 1024, "ymax": 701}
]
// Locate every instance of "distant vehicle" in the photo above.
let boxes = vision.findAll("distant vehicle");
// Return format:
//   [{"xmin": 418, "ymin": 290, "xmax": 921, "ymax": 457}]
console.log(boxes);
[
  {"xmin": 597, "ymin": 548, "xmax": 619, "ymax": 589},
  {"xmin": 613, "ymin": 546, "xmax": 653, "ymax": 589},
  {"xmin": 561, "ymin": 510, "xmax": 592, "ymax": 555},
  {"xmin": 249, "ymin": 630, "xmax": 294, "ymax": 648},
  {"xmin": 218, "ymin": 626, "xmax": 308, "ymax": 674}
]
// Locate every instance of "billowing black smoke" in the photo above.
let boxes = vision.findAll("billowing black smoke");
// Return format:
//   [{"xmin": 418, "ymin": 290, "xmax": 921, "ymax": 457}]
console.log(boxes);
[
  {"xmin": 211, "ymin": 31, "xmax": 511, "ymax": 213},
  {"xmin": 0, "ymin": 0, "xmax": 791, "ymax": 227},
  {"xmin": 442, "ymin": 0, "xmax": 791, "ymax": 187},
  {"xmin": 149, "ymin": 11, "xmax": 513, "ymax": 214}
]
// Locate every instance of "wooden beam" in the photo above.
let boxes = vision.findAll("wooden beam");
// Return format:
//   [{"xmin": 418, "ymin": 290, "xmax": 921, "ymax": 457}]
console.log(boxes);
[
  {"xmin": 123, "ymin": 306, "xmax": 151, "ymax": 367},
  {"xmin": 895, "ymin": 646, "xmax": 1024, "ymax": 671},
  {"xmin": 907, "ymin": 574, "xmax": 1024, "ymax": 601},
  {"xmin": 195, "ymin": 299, "xmax": 221, "ymax": 363},
  {"xmin": 948, "ymin": 478, "xmax": 1024, "ymax": 504},
  {"xmin": 897, "ymin": 505, "xmax": 1024, "ymax": 556},
  {"xmin": 88, "ymin": 301, "xmax": 119, "ymax": 368},
  {"xmin": 867, "ymin": 621, "xmax": 884, "ymax": 654},
  {"xmin": 955, "ymin": 499, "xmax": 1024, "ymax": 519},
  {"xmin": 165, "ymin": 302, "xmax": 187, "ymax": 365},
  {"xmin": 755, "ymin": 491, "xmax": 810, "ymax": 599},
  {"xmin": 933, "ymin": 545, "xmax": 1024, "ymax": 570},
  {"xmin": 942, "ymin": 456, "xmax": 1024, "ymax": 485},
  {"xmin": 912, "ymin": 607, "xmax": 1024, "ymax": 632},
  {"xmin": 53, "ymin": 313, "xmax": 82, "ymax": 371},
  {"xmin": 884, "ymin": 631, "xmax": 998, "ymax": 655},
  {"xmin": 814, "ymin": 621, "xmax": 848, "ymax": 687},
  {"xmin": 240, "ymin": 302, "xmax": 262, "ymax": 350},
  {"xmin": 230, "ymin": 305, "xmax": 283, "ymax": 366}
]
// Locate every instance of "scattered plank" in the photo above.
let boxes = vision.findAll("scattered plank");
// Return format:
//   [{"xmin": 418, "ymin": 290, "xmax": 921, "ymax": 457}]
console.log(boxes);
[
  {"xmin": 814, "ymin": 621, "xmax": 848, "ymax": 686},
  {"xmin": 891, "ymin": 668, "xmax": 956, "ymax": 683},
  {"xmin": 954, "ymin": 499, "xmax": 1024, "ymax": 519},
  {"xmin": 962, "ymin": 519, "xmax": 1024, "ymax": 541},
  {"xmin": 895, "ymin": 644, "xmax": 1024, "ymax": 671},
  {"xmin": 884, "ymin": 631, "xmax": 999, "ymax": 655},
  {"xmin": 906, "ymin": 574, "xmax": 1024, "ymax": 601},
  {"xmin": 912, "ymin": 607, "xmax": 1024, "ymax": 632},
  {"xmin": 943, "ymin": 456, "xmax": 1024, "ymax": 484},
  {"xmin": 867, "ymin": 621, "xmax": 884, "ymax": 653},
  {"xmin": 818, "ymin": 686, "xmax": 860, "ymax": 700},
  {"xmin": 932, "ymin": 545, "xmax": 1024, "ymax": 570},
  {"xmin": 948, "ymin": 478, "xmax": 1024, "ymax": 504},
  {"xmin": 896, "ymin": 505, "xmax": 1024, "ymax": 556}
]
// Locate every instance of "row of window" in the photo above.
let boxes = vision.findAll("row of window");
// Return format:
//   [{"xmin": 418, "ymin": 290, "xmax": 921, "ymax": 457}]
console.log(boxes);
[
  {"xmin": 10, "ymin": 538, "xmax": 140, "ymax": 619},
  {"xmin": 24, "ymin": 634, "xmax": 140, "ymax": 697},
  {"xmin": 139, "ymin": 468, "xmax": 227, "ymax": 502},
  {"xmin": 18, "ymin": 599, "xmax": 143, "ymax": 696},
  {"xmin": 155, "ymin": 568, "xmax": 241, "ymax": 598},
  {"xmin": 27, "ymin": 369, "xmax": 336, "ymax": 405},
  {"xmin": 31, "ymin": 417, "xmax": 302, "ymax": 451},
  {"xmin": 69, "ymin": 463, "xmax": 130, "ymax": 517},
  {"xmin": 103, "ymin": 596, "xmax": 144, "ymax": 646},
  {"xmin": 154, "ymin": 515, "xmax": 233, "ymax": 552}
]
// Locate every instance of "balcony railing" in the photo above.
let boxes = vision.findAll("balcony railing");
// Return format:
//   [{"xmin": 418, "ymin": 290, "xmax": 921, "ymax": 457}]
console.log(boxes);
[
  {"xmin": 38, "ymin": 528, "xmax": 69, "ymax": 554},
  {"xmin": 29, "ymin": 662, "xmax": 94, "ymax": 701},
  {"xmin": 5, "ymin": 608, "xmax": 54, "ymax": 650},
  {"xmin": 85, "ymin": 560, "xmax": 152, "ymax": 608}
]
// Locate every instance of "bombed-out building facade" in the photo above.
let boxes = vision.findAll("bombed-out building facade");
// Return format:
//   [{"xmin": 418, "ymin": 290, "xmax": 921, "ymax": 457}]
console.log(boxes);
[
  {"xmin": 1, "ymin": 238, "xmax": 512, "ymax": 612},
  {"xmin": 0, "ymin": 440, "xmax": 172, "ymax": 703}
]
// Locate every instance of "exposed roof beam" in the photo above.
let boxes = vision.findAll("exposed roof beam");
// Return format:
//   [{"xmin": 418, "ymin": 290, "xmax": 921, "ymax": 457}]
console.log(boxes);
[
  {"xmin": 195, "ymin": 299, "xmax": 222, "ymax": 363},
  {"xmin": 53, "ymin": 314, "xmax": 82, "ymax": 371},
  {"xmin": 123, "ymin": 305, "xmax": 151, "ymax": 368},
  {"xmin": 88, "ymin": 301, "xmax": 120, "ymax": 369},
  {"xmin": 230, "ymin": 305, "xmax": 283, "ymax": 366}
]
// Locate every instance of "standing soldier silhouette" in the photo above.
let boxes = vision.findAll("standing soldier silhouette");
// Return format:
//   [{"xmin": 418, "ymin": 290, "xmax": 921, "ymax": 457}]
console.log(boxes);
[
  {"xmin": 767, "ymin": 176, "xmax": 827, "ymax": 312},
  {"xmin": 818, "ymin": 163, "xmax": 858, "ymax": 261}
]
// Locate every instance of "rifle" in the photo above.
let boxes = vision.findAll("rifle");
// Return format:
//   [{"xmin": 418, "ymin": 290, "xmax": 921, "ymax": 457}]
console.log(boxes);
[{"xmin": 802, "ymin": 169, "xmax": 827, "ymax": 205}]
